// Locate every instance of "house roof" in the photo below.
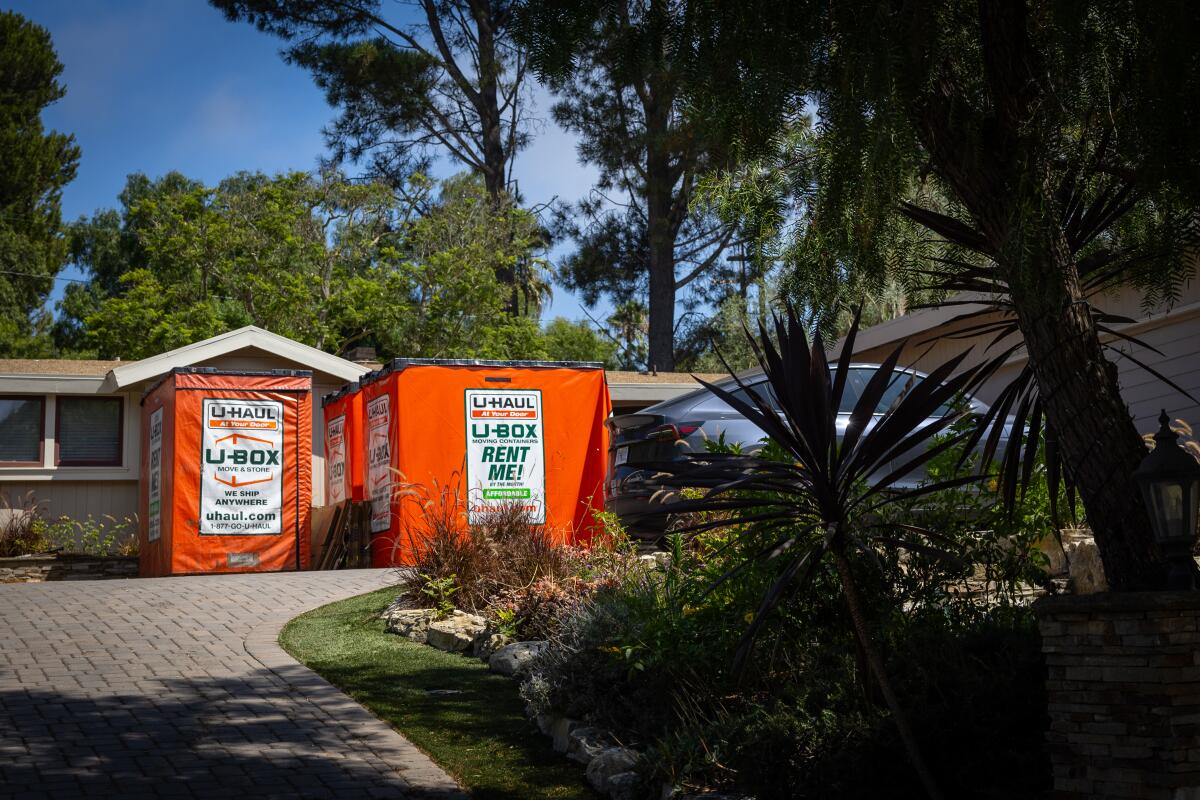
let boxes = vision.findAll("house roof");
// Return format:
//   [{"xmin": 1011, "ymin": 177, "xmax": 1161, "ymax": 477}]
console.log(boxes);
[
  {"xmin": 0, "ymin": 332, "xmax": 733, "ymax": 407},
  {"xmin": 605, "ymin": 370, "xmax": 724, "ymax": 385},
  {"xmin": 834, "ymin": 293, "xmax": 992, "ymax": 355},
  {"xmin": 107, "ymin": 326, "xmax": 370, "ymax": 388},
  {"xmin": 0, "ymin": 359, "xmax": 122, "ymax": 377}
]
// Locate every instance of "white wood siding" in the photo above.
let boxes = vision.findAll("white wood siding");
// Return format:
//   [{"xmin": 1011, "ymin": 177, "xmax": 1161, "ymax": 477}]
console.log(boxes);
[
  {"xmin": 0, "ymin": 480, "xmax": 139, "ymax": 525},
  {"xmin": 850, "ymin": 282, "xmax": 1200, "ymax": 436}
]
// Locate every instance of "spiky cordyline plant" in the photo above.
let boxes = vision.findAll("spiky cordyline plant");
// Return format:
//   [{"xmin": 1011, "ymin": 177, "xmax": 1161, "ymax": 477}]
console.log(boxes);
[{"xmin": 639, "ymin": 306, "xmax": 989, "ymax": 800}]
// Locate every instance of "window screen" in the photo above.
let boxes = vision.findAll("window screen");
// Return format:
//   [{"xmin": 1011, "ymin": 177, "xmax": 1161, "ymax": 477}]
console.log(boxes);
[
  {"xmin": 57, "ymin": 397, "xmax": 122, "ymax": 466},
  {"xmin": 0, "ymin": 397, "xmax": 44, "ymax": 463}
]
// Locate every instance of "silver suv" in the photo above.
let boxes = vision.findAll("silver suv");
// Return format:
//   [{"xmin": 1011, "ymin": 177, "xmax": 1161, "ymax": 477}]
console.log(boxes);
[{"xmin": 605, "ymin": 364, "xmax": 992, "ymax": 535}]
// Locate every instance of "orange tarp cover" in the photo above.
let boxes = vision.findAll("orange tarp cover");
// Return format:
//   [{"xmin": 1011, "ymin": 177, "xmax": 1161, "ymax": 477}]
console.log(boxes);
[
  {"xmin": 359, "ymin": 360, "xmax": 611, "ymax": 566},
  {"xmin": 139, "ymin": 368, "xmax": 312, "ymax": 577}
]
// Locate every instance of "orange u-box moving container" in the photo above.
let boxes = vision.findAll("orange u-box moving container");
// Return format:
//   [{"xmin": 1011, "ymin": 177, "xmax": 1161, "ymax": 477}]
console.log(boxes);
[
  {"xmin": 139, "ymin": 367, "xmax": 313, "ymax": 577},
  {"xmin": 353, "ymin": 359, "xmax": 611, "ymax": 567}
]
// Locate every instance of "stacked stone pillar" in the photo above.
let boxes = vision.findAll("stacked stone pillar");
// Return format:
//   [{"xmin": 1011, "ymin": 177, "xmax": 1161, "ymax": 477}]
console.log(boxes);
[{"xmin": 1035, "ymin": 593, "xmax": 1200, "ymax": 799}]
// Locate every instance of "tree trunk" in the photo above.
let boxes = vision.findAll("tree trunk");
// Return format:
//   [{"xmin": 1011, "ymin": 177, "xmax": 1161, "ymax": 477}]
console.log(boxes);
[
  {"xmin": 644, "ymin": 83, "xmax": 676, "ymax": 372},
  {"xmin": 1001, "ymin": 228, "xmax": 1161, "ymax": 589},
  {"xmin": 833, "ymin": 548, "xmax": 942, "ymax": 800},
  {"xmin": 646, "ymin": 212, "xmax": 676, "ymax": 373},
  {"xmin": 470, "ymin": 0, "xmax": 519, "ymax": 314},
  {"xmin": 906, "ymin": 1, "xmax": 1164, "ymax": 590}
]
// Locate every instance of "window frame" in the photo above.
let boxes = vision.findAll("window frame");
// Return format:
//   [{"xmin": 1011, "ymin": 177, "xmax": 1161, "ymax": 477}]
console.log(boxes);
[
  {"xmin": 0, "ymin": 395, "xmax": 46, "ymax": 467},
  {"xmin": 54, "ymin": 395, "xmax": 124, "ymax": 468}
]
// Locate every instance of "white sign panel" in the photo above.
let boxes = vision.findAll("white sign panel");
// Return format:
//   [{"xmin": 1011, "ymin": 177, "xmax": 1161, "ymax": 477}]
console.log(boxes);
[
  {"xmin": 200, "ymin": 398, "xmax": 284, "ymax": 535},
  {"xmin": 366, "ymin": 395, "xmax": 392, "ymax": 533},
  {"xmin": 148, "ymin": 407, "xmax": 163, "ymax": 542},
  {"xmin": 326, "ymin": 414, "xmax": 347, "ymax": 505},
  {"xmin": 465, "ymin": 389, "xmax": 546, "ymax": 524}
]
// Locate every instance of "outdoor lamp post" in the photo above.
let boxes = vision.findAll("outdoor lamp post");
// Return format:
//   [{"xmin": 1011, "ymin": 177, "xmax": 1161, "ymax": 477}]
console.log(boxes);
[{"xmin": 1133, "ymin": 410, "xmax": 1200, "ymax": 590}]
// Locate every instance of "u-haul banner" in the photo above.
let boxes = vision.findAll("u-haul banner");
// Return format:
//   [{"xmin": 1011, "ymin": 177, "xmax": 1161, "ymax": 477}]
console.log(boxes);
[
  {"xmin": 148, "ymin": 407, "xmax": 163, "ymax": 542},
  {"xmin": 465, "ymin": 389, "xmax": 546, "ymax": 524},
  {"xmin": 366, "ymin": 395, "xmax": 391, "ymax": 533},
  {"xmin": 200, "ymin": 398, "xmax": 284, "ymax": 535},
  {"xmin": 326, "ymin": 414, "xmax": 347, "ymax": 505}
]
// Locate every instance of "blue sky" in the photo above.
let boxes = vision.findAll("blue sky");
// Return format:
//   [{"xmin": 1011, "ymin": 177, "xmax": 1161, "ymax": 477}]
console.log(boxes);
[{"xmin": 7, "ymin": 0, "xmax": 601, "ymax": 322}]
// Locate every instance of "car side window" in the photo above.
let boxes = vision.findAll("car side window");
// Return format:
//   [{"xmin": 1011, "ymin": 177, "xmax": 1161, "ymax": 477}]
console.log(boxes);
[
  {"xmin": 862, "ymin": 367, "xmax": 957, "ymax": 416},
  {"xmin": 838, "ymin": 369, "xmax": 869, "ymax": 412},
  {"xmin": 727, "ymin": 381, "xmax": 781, "ymax": 411},
  {"xmin": 876, "ymin": 371, "xmax": 918, "ymax": 414}
]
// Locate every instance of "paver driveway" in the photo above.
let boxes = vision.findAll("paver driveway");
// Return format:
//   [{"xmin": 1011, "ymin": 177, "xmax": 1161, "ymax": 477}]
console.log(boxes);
[{"xmin": 0, "ymin": 569, "xmax": 464, "ymax": 799}]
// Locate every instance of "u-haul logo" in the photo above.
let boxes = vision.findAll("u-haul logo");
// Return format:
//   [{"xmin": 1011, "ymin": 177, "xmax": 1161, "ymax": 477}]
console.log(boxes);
[{"xmin": 469, "ymin": 394, "xmax": 538, "ymax": 419}]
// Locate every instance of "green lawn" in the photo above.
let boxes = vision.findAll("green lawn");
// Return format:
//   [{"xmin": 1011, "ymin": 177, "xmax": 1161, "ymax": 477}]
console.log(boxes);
[{"xmin": 280, "ymin": 586, "xmax": 596, "ymax": 800}]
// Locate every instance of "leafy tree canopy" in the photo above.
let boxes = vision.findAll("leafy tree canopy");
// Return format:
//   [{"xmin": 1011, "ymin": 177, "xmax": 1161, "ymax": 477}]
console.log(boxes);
[{"xmin": 62, "ymin": 170, "xmax": 602, "ymax": 363}]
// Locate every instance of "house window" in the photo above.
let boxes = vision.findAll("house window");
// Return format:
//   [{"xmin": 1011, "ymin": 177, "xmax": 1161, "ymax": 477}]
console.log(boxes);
[
  {"xmin": 56, "ymin": 397, "xmax": 123, "ymax": 467},
  {"xmin": 0, "ymin": 396, "xmax": 45, "ymax": 464}
]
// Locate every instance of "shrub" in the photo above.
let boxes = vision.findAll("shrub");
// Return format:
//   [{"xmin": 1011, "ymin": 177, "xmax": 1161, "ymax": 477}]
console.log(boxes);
[
  {"xmin": 0, "ymin": 493, "xmax": 138, "ymax": 557},
  {"xmin": 489, "ymin": 576, "xmax": 583, "ymax": 641},
  {"xmin": 0, "ymin": 492, "xmax": 48, "ymax": 557},
  {"xmin": 524, "ymin": 561, "xmax": 1048, "ymax": 798},
  {"xmin": 519, "ymin": 467, "xmax": 1050, "ymax": 796},
  {"xmin": 396, "ymin": 481, "xmax": 576, "ymax": 613},
  {"xmin": 33, "ymin": 514, "xmax": 139, "ymax": 556}
]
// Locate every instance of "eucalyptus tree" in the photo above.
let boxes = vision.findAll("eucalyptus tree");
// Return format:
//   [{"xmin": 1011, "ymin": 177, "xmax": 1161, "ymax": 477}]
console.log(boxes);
[{"xmin": 683, "ymin": 0, "xmax": 1200, "ymax": 590}]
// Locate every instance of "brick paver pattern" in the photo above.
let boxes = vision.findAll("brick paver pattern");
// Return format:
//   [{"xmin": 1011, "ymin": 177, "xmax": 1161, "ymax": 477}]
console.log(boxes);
[{"xmin": 0, "ymin": 569, "xmax": 463, "ymax": 799}]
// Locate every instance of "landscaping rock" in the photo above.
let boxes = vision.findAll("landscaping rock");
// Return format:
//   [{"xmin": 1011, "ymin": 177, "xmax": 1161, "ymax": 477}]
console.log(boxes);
[
  {"xmin": 586, "ymin": 746, "xmax": 638, "ymax": 793},
  {"xmin": 378, "ymin": 595, "xmax": 408, "ymax": 619},
  {"xmin": 567, "ymin": 726, "xmax": 611, "ymax": 764},
  {"xmin": 551, "ymin": 716, "xmax": 579, "ymax": 753},
  {"xmin": 1067, "ymin": 539, "xmax": 1108, "ymax": 595},
  {"xmin": 425, "ymin": 610, "xmax": 489, "ymax": 653},
  {"xmin": 1038, "ymin": 526, "xmax": 1091, "ymax": 576},
  {"xmin": 473, "ymin": 632, "xmax": 511, "ymax": 660},
  {"xmin": 488, "ymin": 640, "xmax": 547, "ymax": 676},
  {"xmin": 607, "ymin": 771, "xmax": 640, "ymax": 800},
  {"xmin": 383, "ymin": 608, "xmax": 438, "ymax": 644}
]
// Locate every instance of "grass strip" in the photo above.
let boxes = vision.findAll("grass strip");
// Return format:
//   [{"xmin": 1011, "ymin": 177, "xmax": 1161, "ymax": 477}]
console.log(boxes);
[{"xmin": 280, "ymin": 586, "xmax": 596, "ymax": 800}]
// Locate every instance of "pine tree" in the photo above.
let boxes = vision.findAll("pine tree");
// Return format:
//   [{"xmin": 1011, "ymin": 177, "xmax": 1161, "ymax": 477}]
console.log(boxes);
[
  {"xmin": 521, "ymin": 0, "xmax": 739, "ymax": 372},
  {"xmin": 0, "ymin": 11, "xmax": 79, "ymax": 356}
]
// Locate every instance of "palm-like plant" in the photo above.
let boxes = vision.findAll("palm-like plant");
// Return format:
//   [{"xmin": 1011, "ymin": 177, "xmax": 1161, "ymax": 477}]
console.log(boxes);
[{"xmin": 639, "ymin": 307, "xmax": 989, "ymax": 800}]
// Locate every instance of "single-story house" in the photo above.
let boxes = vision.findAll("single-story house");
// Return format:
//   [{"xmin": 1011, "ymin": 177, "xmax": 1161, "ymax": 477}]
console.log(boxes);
[
  {"xmin": 838, "ymin": 279, "xmax": 1200, "ymax": 434},
  {"xmin": 0, "ymin": 326, "xmax": 713, "ymax": 525}
]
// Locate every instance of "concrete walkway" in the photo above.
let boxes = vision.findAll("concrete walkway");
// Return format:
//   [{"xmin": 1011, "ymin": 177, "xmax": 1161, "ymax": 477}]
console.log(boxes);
[{"xmin": 0, "ymin": 570, "xmax": 464, "ymax": 799}]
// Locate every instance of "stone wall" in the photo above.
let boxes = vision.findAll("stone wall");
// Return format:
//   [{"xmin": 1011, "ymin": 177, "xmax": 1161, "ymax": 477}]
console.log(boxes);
[
  {"xmin": 0, "ymin": 554, "xmax": 139, "ymax": 583},
  {"xmin": 1034, "ymin": 592, "xmax": 1200, "ymax": 799}
]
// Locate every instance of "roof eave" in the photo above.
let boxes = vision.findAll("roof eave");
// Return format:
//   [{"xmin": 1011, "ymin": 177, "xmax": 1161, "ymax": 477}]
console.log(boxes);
[{"xmin": 107, "ymin": 326, "xmax": 369, "ymax": 389}]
